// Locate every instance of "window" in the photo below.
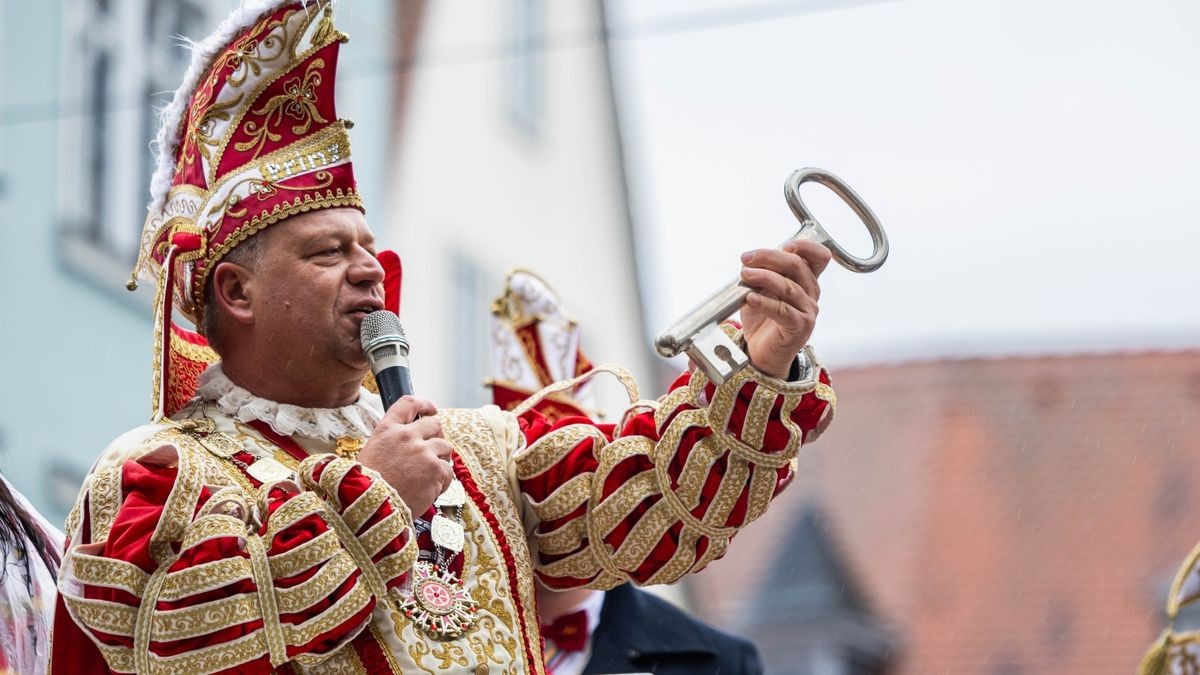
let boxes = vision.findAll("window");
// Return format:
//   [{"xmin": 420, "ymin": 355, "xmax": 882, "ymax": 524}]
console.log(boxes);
[
  {"xmin": 58, "ymin": 0, "xmax": 225, "ymax": 290},
  {"xmin": 504, "ymin": 0, "xmax": 544, "ymax": 136},
  {"xmin": 448, "ymin": 250, "xmax": 493, "ymax": 408}
]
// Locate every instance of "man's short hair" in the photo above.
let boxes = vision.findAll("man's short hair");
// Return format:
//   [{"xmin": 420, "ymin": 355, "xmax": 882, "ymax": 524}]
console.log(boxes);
[{"xmin": 200, "ymin": 234, "xmax": 265, "ymax": 354}]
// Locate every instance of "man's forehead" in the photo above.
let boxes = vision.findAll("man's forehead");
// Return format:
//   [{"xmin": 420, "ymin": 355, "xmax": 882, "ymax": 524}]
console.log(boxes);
[{"xmin": 275, "ymin": 208, "xmax": 374, "ymax": 243}]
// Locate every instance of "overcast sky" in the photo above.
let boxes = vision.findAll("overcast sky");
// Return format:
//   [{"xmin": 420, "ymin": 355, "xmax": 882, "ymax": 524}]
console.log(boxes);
[{"xmin": 608, "ymin": 0, "xmax": 1200, "ymax": 367}]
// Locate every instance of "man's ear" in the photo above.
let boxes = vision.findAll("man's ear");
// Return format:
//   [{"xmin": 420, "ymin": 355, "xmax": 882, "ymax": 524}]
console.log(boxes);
[{"xmin": 211, "ymin": 262, "xmax": 256, "ymax": 325}]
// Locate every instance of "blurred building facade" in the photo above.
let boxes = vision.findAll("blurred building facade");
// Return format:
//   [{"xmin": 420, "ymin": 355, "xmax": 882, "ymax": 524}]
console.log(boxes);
[
  {"xmin": 686, "ymin": 350, "xmax": 1200, "ymax": 674},
  {"xmin": 0, "ymin": 0, "xmax": 402, "ymax": 522},
  {"xmin": 382, "ymin": 0, "xmax": 655, "ymax": 412}
]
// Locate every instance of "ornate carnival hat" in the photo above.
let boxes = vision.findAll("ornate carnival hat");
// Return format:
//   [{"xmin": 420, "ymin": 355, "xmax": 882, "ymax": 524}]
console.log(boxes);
[
  {"xmin": 487, "ymin": 270, "xmax": 598, "ymax": 421},
  {"xmin": 128, "ymin": 0, "xmax": 381, "ymax": 420}
]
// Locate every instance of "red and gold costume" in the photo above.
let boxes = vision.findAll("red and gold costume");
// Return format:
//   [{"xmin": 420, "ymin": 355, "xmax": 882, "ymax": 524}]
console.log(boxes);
[{"xmin": 52, "ymin": 2, "xmax": 837, "ymax": 672}]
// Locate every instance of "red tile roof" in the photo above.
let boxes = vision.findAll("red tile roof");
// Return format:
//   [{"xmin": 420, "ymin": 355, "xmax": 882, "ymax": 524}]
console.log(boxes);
[{"xmin": 685, "ymin": 350, "xmax": 1200, "ymax": 674}]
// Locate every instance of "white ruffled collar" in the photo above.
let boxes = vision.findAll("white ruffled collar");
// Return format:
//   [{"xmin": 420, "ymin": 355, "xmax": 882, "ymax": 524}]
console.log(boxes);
[{"xmin": 196, "ymin": 363, "xmax": 382, "ymax": 441}]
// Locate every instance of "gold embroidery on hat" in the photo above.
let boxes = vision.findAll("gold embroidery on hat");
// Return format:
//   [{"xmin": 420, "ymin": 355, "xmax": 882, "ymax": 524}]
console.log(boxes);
[{"xmin": 236, "ymin": 57, "xmax": 329, "ymax": 160}]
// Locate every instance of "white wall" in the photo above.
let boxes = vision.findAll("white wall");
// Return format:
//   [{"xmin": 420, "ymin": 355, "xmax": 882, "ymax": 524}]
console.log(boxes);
[{"xmin": 385, "ymin": 0, "xmax": 655, "ymax": 415}]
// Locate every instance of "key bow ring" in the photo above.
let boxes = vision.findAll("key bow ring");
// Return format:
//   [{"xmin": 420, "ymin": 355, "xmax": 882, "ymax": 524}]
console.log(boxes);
[{"xmin": 655, "ymin": 168, "xmax": 889, "ymax": 384}]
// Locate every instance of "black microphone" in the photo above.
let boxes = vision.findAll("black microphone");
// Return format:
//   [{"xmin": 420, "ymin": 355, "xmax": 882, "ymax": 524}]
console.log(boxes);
[{"xmin": 360, "ymin": 310, "xmax": 413, "ymax": 411}]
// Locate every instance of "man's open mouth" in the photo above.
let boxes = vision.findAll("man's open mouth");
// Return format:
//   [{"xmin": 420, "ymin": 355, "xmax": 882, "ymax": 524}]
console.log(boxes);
[{"xmin": 347, "ymin": 302, "xmax": 384, "ymax": 319}]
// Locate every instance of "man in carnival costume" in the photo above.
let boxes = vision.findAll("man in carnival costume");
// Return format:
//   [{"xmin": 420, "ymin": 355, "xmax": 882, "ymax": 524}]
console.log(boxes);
[{"xmin": 51, "ymin": 2, "xmax": 837, "ymax": 673}]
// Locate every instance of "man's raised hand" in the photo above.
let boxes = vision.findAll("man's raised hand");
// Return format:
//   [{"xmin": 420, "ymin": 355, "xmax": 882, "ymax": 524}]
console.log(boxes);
[
  {"xmin": 357, "ymin": 396, "xmax": 454, "ymax": 515},
  {"xmin": 738, "ymin": 240, "xmax": 832, "ymax": 379}
]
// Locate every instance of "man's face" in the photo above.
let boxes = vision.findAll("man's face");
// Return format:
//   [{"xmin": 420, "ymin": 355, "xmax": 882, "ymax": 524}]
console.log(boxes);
[{"xmin": 248, "ymin": 207, "xmax": 385, "ymax": 376}]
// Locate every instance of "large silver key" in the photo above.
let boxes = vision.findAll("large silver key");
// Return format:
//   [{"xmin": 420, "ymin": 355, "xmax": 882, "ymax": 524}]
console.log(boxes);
[{"xmin": 655, "ymin": 168, "xmax": 889, "ymax": 384}]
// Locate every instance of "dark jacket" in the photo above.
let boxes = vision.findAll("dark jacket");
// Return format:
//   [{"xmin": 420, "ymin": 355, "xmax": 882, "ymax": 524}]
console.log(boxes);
[{"xmin": 583, "ymin": 584, "xmax": 763, "ymax": 675}]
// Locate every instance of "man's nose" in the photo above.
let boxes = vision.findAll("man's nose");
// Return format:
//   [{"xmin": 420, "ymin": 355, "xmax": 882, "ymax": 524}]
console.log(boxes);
[{"xmin": 348, "ymin": 247, "xmax": 385, "ymax": 287}]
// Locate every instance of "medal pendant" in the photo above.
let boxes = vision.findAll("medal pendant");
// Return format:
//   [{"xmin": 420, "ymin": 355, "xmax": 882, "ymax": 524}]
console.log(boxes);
[
  {"xmin": 396, "ymin": 561, "xmax": 478, "ymax": 639},
  {"xmin": 430, "ymin": 513, "xmax": 465, "ymax": 552},
  {"xmin": 246, "ymin": 457, "xmax": 292, "ymax": 483},
  {"xmin": 201, "ymin": 431, "xmax": 243, "ymax": 458},
  {"xmin": 177, "ymin": 418, "xmax": 216, "ymax": 435},
  {"xmin": 434, "ymin": 479, "xmax": 467, "ymax": 507}
]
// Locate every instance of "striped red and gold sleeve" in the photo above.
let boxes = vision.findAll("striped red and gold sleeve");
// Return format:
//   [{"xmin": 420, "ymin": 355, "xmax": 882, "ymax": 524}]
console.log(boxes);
[
  {"xmin": 515, "ymin": 344, "xmax": 835, "ymax": 590},
  {"xmin": 54, "ymin": 440, "xmax": 416, "ymax": 674}
]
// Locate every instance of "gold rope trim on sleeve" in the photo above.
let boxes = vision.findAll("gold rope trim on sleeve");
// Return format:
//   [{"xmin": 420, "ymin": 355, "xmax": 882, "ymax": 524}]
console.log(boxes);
[
  {"xmin": 341, "ymin": 479, "xmax": 390, "ymax": 533},
  {"xmin": 533, "ymin": 518, "xmax": 588, "ymax": 557},
  {"xmin": 587, "ymin": 470, "xmax": 657, "ymax": 541},
  {"xmin": 525, "ymin": 473, "xmax": 593, "ymax": 523},
  {"xmin": 644, "ymin": 527, "xmax": 702, "ymax": 586},
  {"xmin": 135, "ymin": 557, "xmax": 177, "ymax": 673},
  {"xmin": 511, "ymin": 363, "xmax": 640, "ymax": 419},
  {"xmin": 152, "ymin": 594, "xmax": 260, "ymax": 642},
  {"xmin": 150, "ymin": 442, "xmax": 205, "ymax": 562},
  {"xmin": 514, "ymin": 425, "xmax": 608, "ymax": 481},
  {"xmin": 180, "ymin": 513, "xmax": 248, "ymax": 552},
  {"xmin": 744, "ymin": 462, "xmax": 780, "ymax": 524},
  {"xmin": 315, "ymin": 456, "xmax": 357, "ymax": 506},
  {"xmin": 357, "ymin": 509, "xmax": 404, "ymax": 559},
  {"xmin": 245, "ymin": 532, "xmax": 287, "ymax": 668},
  {"xmin": 700, "ymin": 454, "xmax": 751, "ymax": 533},
  {"xmin": 148, "ymin": 628, "xmax": 268, "ymax": 674},
  {"xmin": 268, "ymin": 529, "xmax": 341, "ymax": 578},
  {"xmin": 159, "ymin": 557, "xmax": 252, "ymax": 601},
  {"xmin": 265, "ymin": 491, "xmax": 328, "ymax": 540},
  {"xmin": 375, "ymin": 545, "xmax": 417, "ymax": 585},
  {"xmin": 70, "ymin": 554, "xmax": 150, "ymax": 596},
  {"xmin": 608, "ymin": 501, "xmax": 675, "ymax": 572},
  {"xmin": 283, "ymin": 577, "xmax": 373, "ymax": 646},
  {"xmin": 296, "ymin": 454, "xmax": 393, "ymax": 605},
  {"xmin": 276, "ymin": 551, "xmax": 356, "ymax": 613},
  {"xmin": 313, "ymin": 502, "xmax": 390, "ymax": 607},
  {"xmin": 65, "ymin": 596, "xmax": 138, "ymax": 637},
  {"xmin": 741, "ymin": 384, "xmax": 782, "ymax": 450}
]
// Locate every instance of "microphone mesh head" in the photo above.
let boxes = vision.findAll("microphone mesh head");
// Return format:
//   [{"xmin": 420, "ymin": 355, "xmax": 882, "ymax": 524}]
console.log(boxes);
[{"xmin": 360, "ymin": 310, "xmax": 408, "ymax": 352}]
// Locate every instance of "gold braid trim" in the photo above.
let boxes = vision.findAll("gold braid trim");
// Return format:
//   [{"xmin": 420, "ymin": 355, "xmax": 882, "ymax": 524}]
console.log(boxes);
[
  {"xmin": 283, "ymin": 577, "xmax": 372, "ymax": 646},
  {"xmin": 180, "ymin": 513, "xmax": 247, "ymax": 552},
  {"xmin": 269, "ymin": 529, "xmax": 341, "ymax": 578},
  {"xmin": 245, "ymin": 533, "xmax": 287, "ymax": 668},
  {"xmin": 358, "ymin": 509, "xmax": 404, "ymax": 559},
  {"xmin": 152, "ymin": 594, "xmax": 260, "ymax": 642},
  {"xmin": 742, "ymin": 383, "xmax": 783, "ymax": 450},
  {"xmin": 265, "ymin": 492, "xmax": 329, "ymax": 540},
  {"xmin": 512, "ymin": 363, "xmax": 639, "ymax": 419},
  {"xmin": 134, "ymin": 561, "xmax": 174, "ymax": 673},
  {"xmin": 276, "ymin": 550, "xmax": 356, "ymax": 613},
  {"xmin": 514, "ymin": 425, "xmax": 608, "ymax": 481},
  {"xmin": 70, "ymin": 554, "xmax": 150, "ymax": 596},
  {"xmin": 588, "ymin": 471, "xmax": 657, "ymax": 541},
  {"xmin": 533, "ymin": 518, "xmax": 588, "ymax": 557},
  {"xmin": 609, "ymin": 500, "xmax": 676, "ymax": 572},
  {"xmin": 66, "ymin": 596, "xmax": 137, "ymax": 637},
  {"xmin": 93, "ymin": 641, "xmax": 135, "ymax": 674},
  {"xmin": 525, "ymin": 473, "xmax": 593, "ymax": 522},
  {"xmin": 297, "ymin": 455, "xmax": 393, "ymax": 607},
  {"xmin": 645, "ymin": 526, "xmax": 702, "ymax": 586},
  {"xmin": 150, "ymin": 629, "xmax": 268, "ymax": 674},
  {"xmin": 342, "ymin": 479, "xmax": 390, "ymax": 533},
  {"xmin": 375, "ymin": 545, "xmax": 417, "ymax": 584},
  {"xmin": 315, "ymin": 456, "xmax": 358, "ymax": 506},
  {"xmin": 672, "ymin": 433, "xmax": 728, "ymax": 512},
  {"xmin": 87, "ymin": 467, "xmax": 122, "ymax": 543},
  {"xmin": 158, "ymin": 557, "xmax": 252, "ymax": 601}
]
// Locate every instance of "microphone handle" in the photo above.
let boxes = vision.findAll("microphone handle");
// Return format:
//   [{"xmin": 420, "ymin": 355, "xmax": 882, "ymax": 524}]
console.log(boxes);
[{"xmin": 375, "ymin": 364, "xmax": 413, "ymax": 411}]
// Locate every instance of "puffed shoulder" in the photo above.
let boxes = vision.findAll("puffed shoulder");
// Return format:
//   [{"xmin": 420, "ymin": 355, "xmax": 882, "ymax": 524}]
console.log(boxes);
[{"xmin": 88, "ymin": 423, "xmax": 179, "ymax": 475}]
